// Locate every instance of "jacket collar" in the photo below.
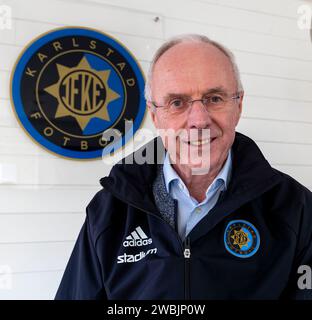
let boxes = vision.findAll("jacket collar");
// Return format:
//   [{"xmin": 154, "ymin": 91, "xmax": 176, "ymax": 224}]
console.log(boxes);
[
  {"xmin": 100, "ymin": 132, "xmax": 282, "ymax": 220},
  {"xmin": 163, "ymin": 147, "xmax": 232, "ymax": 197}
]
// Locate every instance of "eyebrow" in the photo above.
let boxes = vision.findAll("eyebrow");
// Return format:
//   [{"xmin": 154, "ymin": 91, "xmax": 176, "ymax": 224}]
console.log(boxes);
[
  {"xmin": 162, "ymin": 86, "xmax": 228, "ymax": 102},
  {"xmin": 202, "ymin": 86, "xmax": 228, "ymax": 95}
]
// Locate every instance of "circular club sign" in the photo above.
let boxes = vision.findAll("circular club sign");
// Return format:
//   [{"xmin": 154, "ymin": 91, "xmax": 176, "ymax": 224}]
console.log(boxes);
[{"xmin": 11, "ymin": 27, "xmax": 146, "ymax": 159}]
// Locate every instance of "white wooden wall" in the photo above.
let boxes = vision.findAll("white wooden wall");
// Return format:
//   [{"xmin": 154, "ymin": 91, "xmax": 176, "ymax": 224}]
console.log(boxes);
[{"xmin": 0, "ymin": 0, "xmax": 311, "ymax": 299}]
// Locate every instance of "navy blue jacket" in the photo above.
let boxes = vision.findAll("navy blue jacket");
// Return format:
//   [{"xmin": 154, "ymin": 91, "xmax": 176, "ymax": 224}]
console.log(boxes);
[{"xmin": 55, "ymin": 132, "xmax": 312, "ymax": 299}]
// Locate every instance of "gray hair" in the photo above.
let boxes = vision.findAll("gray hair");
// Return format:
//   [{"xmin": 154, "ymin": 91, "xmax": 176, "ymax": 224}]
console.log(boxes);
[{"xmin": 144, "ymin": 34, "xmax": 243, "ymax": 102}]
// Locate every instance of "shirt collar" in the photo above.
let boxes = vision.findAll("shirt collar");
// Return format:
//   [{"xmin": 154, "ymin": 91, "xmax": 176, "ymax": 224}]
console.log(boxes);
[{"xmin": 163, "ymin": 149, "xmax": 232, "ymax": 195}]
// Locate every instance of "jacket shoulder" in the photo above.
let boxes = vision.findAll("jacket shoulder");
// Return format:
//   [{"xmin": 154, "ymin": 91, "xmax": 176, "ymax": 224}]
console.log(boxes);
[
  {"xmin": 85, "ymin": 187, "xmax": 126, "ymax": 244},
  {"xmin": 273, "ymin": 168, "xmax": 312, "ymax": 203},
  {"xmin": 268, "ymin": 168, "xmax": 312, "ymax": 241}
]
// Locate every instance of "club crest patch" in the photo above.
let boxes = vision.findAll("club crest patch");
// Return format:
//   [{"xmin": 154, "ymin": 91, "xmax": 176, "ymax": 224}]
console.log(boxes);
[
  {"xmin": 11, "ymin": 27, "xmax": 146, "ymax": 159},
  {"xmin": 224, "ymin": 220, "xmax": 260, "ymax": 258}
]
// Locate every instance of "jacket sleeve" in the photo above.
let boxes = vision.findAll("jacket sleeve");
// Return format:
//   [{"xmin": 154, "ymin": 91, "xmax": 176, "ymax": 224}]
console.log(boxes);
[{"xmin": 54, "ymin": 214, "xmax": 107, "ymax": 300}]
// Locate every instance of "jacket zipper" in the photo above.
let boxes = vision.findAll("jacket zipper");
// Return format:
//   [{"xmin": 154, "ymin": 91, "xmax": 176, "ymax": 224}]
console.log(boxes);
[
  {"xmin": 184, "ymin": 236, "xmax": 191, "ymax": 300},
  {"xmin": 126, "ymin": 201, "xmax": 192, "ymax": 299}
]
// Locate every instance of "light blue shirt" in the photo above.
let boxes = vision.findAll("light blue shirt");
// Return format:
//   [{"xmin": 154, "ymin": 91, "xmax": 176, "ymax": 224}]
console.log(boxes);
[{"xmin": 163, "ymin": 150, "xmax": 232, "ymax": 241}]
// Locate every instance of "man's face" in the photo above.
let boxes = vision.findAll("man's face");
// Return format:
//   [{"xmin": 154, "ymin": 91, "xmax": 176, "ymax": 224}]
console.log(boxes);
[{"xmin": 149, "ymin": 41, "xmax": 243, "ymax": 175}]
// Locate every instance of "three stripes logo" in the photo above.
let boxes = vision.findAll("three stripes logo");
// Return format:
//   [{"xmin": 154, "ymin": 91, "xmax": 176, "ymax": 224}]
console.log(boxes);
[{"xmin": 123, "ymin": 226, "xmax": 153, "ymax": 247}]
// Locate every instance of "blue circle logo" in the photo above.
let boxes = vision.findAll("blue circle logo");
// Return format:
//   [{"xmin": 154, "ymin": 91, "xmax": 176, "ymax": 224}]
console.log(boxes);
[
  {"xmin": 11, "ymin": 27, "xmax": 146, "ymax": 159},
  {"xmin": 224, "ymin": 220, "xmax": 260, "ymax": 258}
]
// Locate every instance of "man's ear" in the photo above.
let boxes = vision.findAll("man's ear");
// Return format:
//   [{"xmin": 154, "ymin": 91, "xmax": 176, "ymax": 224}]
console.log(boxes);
[
  {"xmin": 238, "ymin": 91, "xmax": 244, "ymax": 116},
  {"xmin": 235, "ymin": 91, "xmax": 244, "ymax": 126},
  {"xmin": 147, "ymin": 102, "xmax": 158, "ymax": 127}
]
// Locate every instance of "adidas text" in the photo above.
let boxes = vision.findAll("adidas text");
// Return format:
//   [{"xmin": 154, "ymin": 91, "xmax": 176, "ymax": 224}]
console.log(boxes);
[{"xmin": 123, "ymin": 238, "xmax": 152, "ymax": 247}]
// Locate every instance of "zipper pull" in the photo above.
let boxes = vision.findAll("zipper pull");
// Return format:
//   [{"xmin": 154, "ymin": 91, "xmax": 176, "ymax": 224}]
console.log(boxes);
[{"xmin": 184, "ymin": 236, "xmax": 191, "ymax": 258}]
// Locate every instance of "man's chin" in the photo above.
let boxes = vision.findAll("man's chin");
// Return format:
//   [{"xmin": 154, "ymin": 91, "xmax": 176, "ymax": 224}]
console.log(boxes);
[
  {"xmin": 190, "ymin": 166, "xmax": 211, "ymax": 175},
  {"xmin": 191, "ymin": 159, "xmax": 212, "ymax": 175},
  {"xmin": 179, "ymin": 160, "xmax": 211, "ymax": 176}
]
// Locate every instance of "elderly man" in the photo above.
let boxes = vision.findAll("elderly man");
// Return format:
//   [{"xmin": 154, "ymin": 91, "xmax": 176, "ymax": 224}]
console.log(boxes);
[{"xmin": 56, "ymin": 35, "xmax": 312, "ymax": 300}]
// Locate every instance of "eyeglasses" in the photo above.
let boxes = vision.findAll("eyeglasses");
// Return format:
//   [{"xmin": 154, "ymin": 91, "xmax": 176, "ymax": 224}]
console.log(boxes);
[{"xmin": 150, "ymin": 92, "xmax": 241, "ymax": 115}]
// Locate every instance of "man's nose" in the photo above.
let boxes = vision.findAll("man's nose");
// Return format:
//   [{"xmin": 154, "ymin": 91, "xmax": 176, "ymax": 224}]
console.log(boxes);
[{"xmin": 187, "ymin": 100, "xmax": 212, "ymax": 129}]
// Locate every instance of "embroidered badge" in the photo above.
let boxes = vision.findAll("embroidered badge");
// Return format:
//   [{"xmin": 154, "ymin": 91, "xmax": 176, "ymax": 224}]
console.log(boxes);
[{"xmin": 224, "ymin": 220, "xmax": 260, "ymax": 258}]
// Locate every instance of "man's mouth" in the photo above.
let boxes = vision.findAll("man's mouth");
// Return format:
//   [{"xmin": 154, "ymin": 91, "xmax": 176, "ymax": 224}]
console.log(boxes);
[{"xmin": 186, "ymin": 138, "xmax": 216, "ymax": 146}]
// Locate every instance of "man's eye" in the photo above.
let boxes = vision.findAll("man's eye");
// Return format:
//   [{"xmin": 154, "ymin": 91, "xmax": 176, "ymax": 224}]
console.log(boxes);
[
  {"xmin": 209, "ymin": 95, "xmax": 224, "ymax": 104},
  {"xmin": 169, "ymin": 99, "xmax": 184, "ymax": 108}
]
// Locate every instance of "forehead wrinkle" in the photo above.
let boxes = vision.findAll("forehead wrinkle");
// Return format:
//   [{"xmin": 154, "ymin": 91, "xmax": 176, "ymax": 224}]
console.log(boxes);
[
  {"xmin": 162, "ymin": 93, "xmax": 190, "ymax": 102},
  {"xmin": 161, "ymin": 86, "xmax": 229, "ymax": 101}
]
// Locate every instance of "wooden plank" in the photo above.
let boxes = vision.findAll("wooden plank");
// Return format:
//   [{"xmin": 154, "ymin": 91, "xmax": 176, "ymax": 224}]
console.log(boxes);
[
  {"xmin": 0, "ymin": 241, "xmax": 74, "ymax": 273},
  {"xmin": 0, "ymin": 16, "xmax": 16, "ymax": 45},
  {"xmin": 0, "ymin": 70, "xmax": 9, "ymax": 99},
  {"xmin": 11, "ymin": 0, "xmax": 162, "ymax": 40},
  {"xmin": 0, "ymin": 127, "xmax": 45, "ymax": 156},
  {"xmin": 237, "ymin": 118, "xmax": 312, "ymax": 144},
  {"xmin": 93, "ymin": 0, "xmax": 301, "ymax": 19},
  {"xmin": 0, "ymin": 153, "xmax": 112, "ymax": 185},
  {"xmin": 242, "ymin": 96, "xmax": 312, "ymax": 123},
  {"xmin": 0, "ymin": 44, "xmax": 20, "ymax": 72},
  {"xmin": 0, "ymin": 270, "xmax": 63, "ymax": 300},
  {"xmin": 164, "ymin": 18, "xmax": 312, "ymax": 61},
  {"xmin": 0, "ymin": 99, "xmax": 19, "ymax": 128},
  {"xmin": 257, "ymin": 141, "xmax": 312, "ymax": 166},
  {"xmin": 0, "ymin": 185, "xmax": 100, "ymax": 213},
  {"xmin": 235, "ymin": 50, "xmax": 312, "ymax": 82},
  {"xmin": 0, "ymin": 213, "xmax": 85, "ymax": 243},
  {"xmin": 88, "ymin": 0, "xmax": 306, "ymax": 40},
  {"xmin": 241, "ymin": 73, "xmax": 312, "ymax": 102},
  {"xmin": 194, "ymin": 0, "xmax": 301, "ymax": 19}
]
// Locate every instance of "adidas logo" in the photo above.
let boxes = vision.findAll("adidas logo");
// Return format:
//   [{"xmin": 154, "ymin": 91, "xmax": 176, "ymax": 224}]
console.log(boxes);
[{"xmin": 123, "ymin": 226, "xmax": 153, "ymax": 247}]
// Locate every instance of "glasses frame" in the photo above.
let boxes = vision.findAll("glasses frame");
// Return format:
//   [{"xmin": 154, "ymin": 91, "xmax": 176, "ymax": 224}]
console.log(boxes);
[{"xmin": 150, "ymin": 91, "xmax": 242, "ymax": 112}]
